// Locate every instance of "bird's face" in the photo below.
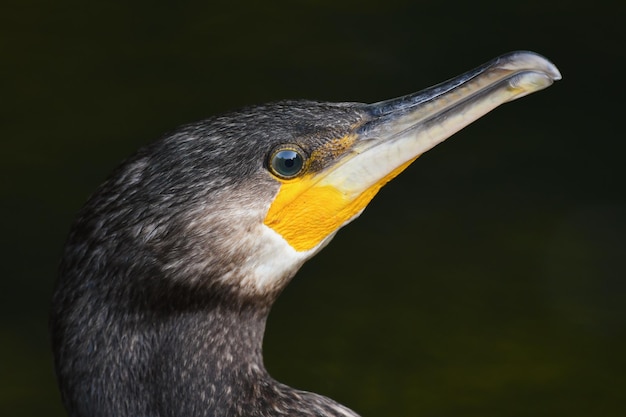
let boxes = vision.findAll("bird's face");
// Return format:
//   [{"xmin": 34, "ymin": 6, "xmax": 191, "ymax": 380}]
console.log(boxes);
[
  {"xmin": 102, "ymin": 52, "xmax": 559, "ymax": 300},
  {"xmin": 262, "ymin": 53, "xmax": 560, "ymax": 249}
]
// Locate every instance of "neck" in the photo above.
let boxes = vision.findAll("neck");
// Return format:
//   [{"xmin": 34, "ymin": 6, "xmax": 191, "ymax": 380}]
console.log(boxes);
[
  {"xmin": 152, "ymin": 302, "xmax": 270, "ymax": 416},
  {"xmin": 54, "ymin": 283, "xmax": 358, "ymax": 417}
]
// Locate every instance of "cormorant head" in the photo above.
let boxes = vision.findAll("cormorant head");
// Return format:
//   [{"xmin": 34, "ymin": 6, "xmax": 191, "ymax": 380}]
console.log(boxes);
[{"xmin": 58, "ymin": 52, "xmax": 560, "ymax": 311}]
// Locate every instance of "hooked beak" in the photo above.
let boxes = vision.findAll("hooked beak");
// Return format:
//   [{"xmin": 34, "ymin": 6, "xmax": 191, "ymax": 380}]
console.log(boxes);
[
  {"xmin": 318, "ymin": 51, "xmax": 561, "ymax": 195},
  {"xmin": 265, "ymin": 51, "xmax": 560, "ymax": 252}
]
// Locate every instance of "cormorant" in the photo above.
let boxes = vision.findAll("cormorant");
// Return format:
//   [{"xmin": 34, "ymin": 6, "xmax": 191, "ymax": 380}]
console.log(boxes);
[{"xmin": 51, "ymin": 51, "xmax": 560, "ymax": 417}]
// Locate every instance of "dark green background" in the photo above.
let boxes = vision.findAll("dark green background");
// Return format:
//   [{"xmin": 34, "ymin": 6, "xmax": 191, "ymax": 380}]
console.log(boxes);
[{"xmin": 2, "ymin": 1, "xmax": 625, "ymax": 416}]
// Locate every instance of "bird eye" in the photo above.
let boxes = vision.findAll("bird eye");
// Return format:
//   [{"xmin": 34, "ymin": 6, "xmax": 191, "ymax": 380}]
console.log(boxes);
[{"xmin": 269, "ymin": 146, "xmax": 306, "ymax": 179}]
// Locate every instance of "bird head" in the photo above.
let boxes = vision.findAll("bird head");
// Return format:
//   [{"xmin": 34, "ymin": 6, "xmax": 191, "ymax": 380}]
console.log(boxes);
[{"xmin": 59, "ymin": 51, "xmax": 560, "ymax": 310}]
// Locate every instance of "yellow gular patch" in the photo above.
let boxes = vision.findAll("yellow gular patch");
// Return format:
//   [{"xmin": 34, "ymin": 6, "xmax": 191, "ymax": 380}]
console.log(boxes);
[{"xmin": 264, "ymin": 156, "xmax": 419, "ymax": 252}]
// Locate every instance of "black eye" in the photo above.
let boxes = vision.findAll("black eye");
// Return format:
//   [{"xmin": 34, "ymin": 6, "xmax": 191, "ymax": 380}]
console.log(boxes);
[{"xmin": 269, "ymin": 147, "xmax": 306, "ymax": 179}]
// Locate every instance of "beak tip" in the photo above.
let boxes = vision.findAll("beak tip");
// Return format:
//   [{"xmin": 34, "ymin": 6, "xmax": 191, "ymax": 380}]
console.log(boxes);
[{"xmin": 498, "ymin": 50, "xmax": 562, "ymax": 82}]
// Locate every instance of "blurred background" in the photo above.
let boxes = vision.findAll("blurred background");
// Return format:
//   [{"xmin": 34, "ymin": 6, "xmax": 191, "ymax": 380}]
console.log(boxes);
[{"xmin": 2, "ymin": 1, "xmax": 625, "ymax": 416}]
